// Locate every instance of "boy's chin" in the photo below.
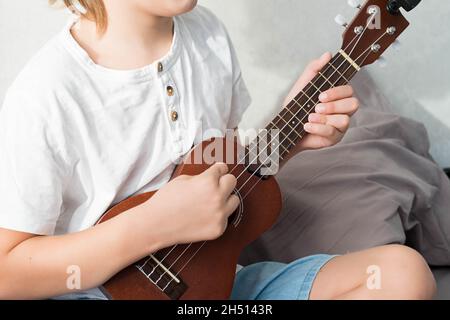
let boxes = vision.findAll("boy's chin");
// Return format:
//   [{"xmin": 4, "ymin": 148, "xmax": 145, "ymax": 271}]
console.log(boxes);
[
  {"xmin": 174, "ymin": 0, "xmax": 198, "ymax": 15},
  {"xmin": 156, "ymin": 0, "xmax": 198, "ymax": 17},
  {"xmin": 140, "ymin": 0, "xmax": 198, "ymax": 17}
]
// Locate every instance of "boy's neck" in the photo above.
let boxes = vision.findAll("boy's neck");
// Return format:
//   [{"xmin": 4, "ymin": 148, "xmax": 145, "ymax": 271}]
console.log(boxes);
[{"xmin": 72, "ymin": 9, "xmax": 174, "ymax": 71}]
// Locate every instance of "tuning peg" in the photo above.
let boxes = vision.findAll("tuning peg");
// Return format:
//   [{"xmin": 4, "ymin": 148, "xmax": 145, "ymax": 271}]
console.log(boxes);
[
  {"xmin": 347, "ymin": 0, "xmax": 362, "ymax": 9},
  {"xmin": 335, "ymin": 14, "xmax": 348, "ymax": 27},
  {"xmin": 391, "ymin": 40, "xmax": 401, "ymax": 51},
  {"xmin": 375, "ymin": 57, "xmax": 388, "ymax": 68}
]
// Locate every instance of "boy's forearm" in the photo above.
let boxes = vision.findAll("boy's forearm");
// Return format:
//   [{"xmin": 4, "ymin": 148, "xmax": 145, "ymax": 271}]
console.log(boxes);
[{"xmin": 0, "ymin": 206, "xmax": 162, "ymax": 299}]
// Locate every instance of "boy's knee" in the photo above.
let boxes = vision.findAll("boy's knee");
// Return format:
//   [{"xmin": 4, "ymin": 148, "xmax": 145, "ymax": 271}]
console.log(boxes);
[{"xmin": 377, "ymin": 245, "xmax": 436, "ymax": 299}]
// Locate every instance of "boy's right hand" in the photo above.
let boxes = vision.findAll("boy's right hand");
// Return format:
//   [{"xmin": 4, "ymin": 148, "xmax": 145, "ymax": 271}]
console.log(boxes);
[{"xmin": 138, "ymin": 163, "xmax": 240, "ymax": 247}]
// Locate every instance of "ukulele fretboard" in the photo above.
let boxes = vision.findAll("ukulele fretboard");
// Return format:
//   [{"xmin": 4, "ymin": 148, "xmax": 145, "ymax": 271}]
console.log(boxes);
[{"xmin": 244, "ymin": 51, "xmax": 360, "ymax": 175}]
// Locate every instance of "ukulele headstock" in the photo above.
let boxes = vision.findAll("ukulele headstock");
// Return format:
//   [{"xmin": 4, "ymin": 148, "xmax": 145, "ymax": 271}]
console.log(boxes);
[{"xmin": 341, "ymin": 0, "xmax": 413, "ymax": 68}]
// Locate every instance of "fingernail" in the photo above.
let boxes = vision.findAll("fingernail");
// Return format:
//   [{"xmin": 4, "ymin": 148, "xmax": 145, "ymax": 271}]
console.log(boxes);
[
  {"xmin": 319, "ymin": 93, "xmax": 328, "ymax": 101},
  {"xmin": 304, "ymin": 123, "xmax": 312, "ymax": 131},
  {"xmin": 316, "ymin": 105, "xmax": 326, "ymax": 113}
]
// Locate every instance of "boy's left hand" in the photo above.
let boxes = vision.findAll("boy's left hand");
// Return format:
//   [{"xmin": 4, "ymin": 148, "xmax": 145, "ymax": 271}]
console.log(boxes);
[{"xmin": 284, "ymin": 52, "xmax": 359, "ymax": 152}]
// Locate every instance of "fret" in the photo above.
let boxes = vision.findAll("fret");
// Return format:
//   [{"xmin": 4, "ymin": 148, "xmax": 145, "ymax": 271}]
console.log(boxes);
[
  {"xmin": 269, "ymin": 120, "xmax": 293, "ymax": 148},
  {"xmin": 275, "ymin": 114, "xmax": 301, "ymax": 140},
  {"xmin": 318, "ymin": 72, "xmax": 334, "ymax": 88},
  {"xmin": 276, "ymin": 142, "xmax": 290, "ymax": 155},
  {"xmin": 279, "ymin": 129, "xmax": 296, "ymax": 146},
  {"xmin": 274, "ymin": 116, "xmax": 299, "ymax": 144},
  {"xmin": 291, "ymin": 98, "xmax": 314, "ymax": 130},
  {"xmin": 282, "ymin": 109, "xmax": 304, "ymax": 140},
  {"xmin": 284, "ymin": 135, "xmax": 296, "ymax": 147},
  {"xmin": 300, "ymin": 101, "xmax": 315, "ymax": 115},
  {"xmin": 309, "ymin": 81, "xmax": 321, "ymax": 92},
  {"xmin": 282, "ymin": 107, "xmax": 301, "ymax": 124},
  {"xmin": 300, "ymin": 89, "xmax": 313, "ymax": 101},
  {"xmin": 328, "ymin": 63, "xmax": 350, "ymax": 83},
  {"xmin": 274, "ymin": 151, "xmax": 285, "ymax": 162},
  {"xmin": 277, "ymin": 116, "xmax": 297, "ymax": 136},
  {"xmin": 335, "ymin": 55, "xmax": 356, "ymax": 86},
  {"xmin": 303, "ymin": 85, "xmax": 321, "ymax": 104},
  {"xmin": 288, "ymin": 98, "xmax": 303, "ymax": 122},
  {"xmin": 267, "ymin": 138, "xmax": 286, "ymax": 161},
  {"xmin": 293, "ymin": 97, "xmax": 314, "ymax": 116},
  {"xmin": 291, "ymin": 97, "xmax": 303, "ymax": 110},
  {"xmin": 325, "ymin": 54, "xmax": 356, "ymax": 86},
  {"xmin": 277, "ymin": 147, "xmax": 289, "ymax": 161},
  {"xmin": 277, "ymin": 134, "xmax": 296, "ymax": 156},
  {"xmin": 270, "ymin": 121, "xmax": 279, "ymax": 129},
  {"xmin": 311, "ymin": 73, "xmax": 327, "ymax": 91}
]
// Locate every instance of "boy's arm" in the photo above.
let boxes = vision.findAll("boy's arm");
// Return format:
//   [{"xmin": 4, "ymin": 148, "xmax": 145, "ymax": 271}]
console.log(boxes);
[
  {"xmin": 0, "ymin": 163, "xmax": 239, "ymax": 300},
  {"xmin": 0, "ymin": 205, "xmax": 162, "ymax": 299}
]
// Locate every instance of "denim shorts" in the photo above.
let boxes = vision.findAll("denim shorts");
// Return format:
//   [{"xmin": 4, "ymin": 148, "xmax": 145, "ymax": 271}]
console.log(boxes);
[
  {"xmin": 53, "ymin": 254, "xmax": 336, "ymax": 300},
  {"xmin": 231, "ymin": 254, "xmax": 336, "ymax": 300}
]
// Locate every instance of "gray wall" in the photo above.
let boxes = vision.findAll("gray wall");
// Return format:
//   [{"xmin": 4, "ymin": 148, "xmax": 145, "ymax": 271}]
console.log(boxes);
[{"xmin": 1, "ymin": 0, "xmax": 449, "ymax": 166}]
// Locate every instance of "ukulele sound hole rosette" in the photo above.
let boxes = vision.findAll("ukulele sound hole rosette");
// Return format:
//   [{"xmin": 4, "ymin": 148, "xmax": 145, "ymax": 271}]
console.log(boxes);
[{"xmin": 231, "ymin": 188, "xmax": 244, "ymax": 228}]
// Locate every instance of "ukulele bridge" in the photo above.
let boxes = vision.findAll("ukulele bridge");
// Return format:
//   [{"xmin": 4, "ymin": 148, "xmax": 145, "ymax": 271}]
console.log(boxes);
[{"xmin": 136, "ymin": 254, "xmax": 188, "ymax": 300}]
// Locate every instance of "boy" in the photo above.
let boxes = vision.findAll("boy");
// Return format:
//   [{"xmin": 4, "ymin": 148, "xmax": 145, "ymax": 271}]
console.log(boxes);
[{"xmin": 0, "ymin": 0, "xmax": 435, "ymax": 299}]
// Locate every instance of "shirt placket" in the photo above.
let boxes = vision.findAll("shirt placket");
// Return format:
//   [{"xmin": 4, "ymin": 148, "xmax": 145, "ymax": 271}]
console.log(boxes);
[{"xmin": 157, "ymin": 62, "xmax": 184, "ymax": 158}]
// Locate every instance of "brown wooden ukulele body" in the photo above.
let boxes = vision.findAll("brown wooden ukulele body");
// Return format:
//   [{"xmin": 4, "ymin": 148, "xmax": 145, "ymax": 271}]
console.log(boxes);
[{"xmin": 97, "ymin": 138, "xmax": 282, "ymax": 300}]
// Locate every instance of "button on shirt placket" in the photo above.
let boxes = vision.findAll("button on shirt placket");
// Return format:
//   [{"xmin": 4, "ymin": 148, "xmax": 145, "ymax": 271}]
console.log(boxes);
[{"xmin": 158, "ymin": 63, "xmax": 184, "ymax": 156}]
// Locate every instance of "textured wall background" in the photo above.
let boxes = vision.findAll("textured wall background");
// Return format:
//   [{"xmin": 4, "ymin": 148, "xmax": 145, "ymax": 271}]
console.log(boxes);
[{"xmin": 1, "ymin": 0, "xmax": 449, "ymax": 165}]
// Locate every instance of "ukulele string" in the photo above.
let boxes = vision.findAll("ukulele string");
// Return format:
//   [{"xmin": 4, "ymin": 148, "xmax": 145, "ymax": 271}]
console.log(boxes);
[
  {"xmin": 143, "ymin": 15, "xmax": 384, "ymax": 289},
  {"xmin": 238, "ymin": 32, "xmax": 389, "ymax": 201},
  {"xmin": 154, "ymin": 243, "xmax": 193, "ymax": 284},
  {"xmin": 348, "ymin": 10, "xmax": 379, "ymax": 59},
  {"xmin": 138, "ymin": 244, "xmax": 179, "ymax": 278},
  {"xmin": 160, "ymin": 36, "xmax": 386, "ymax": 287},
  {"xmin": 228, "ymin": 10, "xmax": 378, "ymax": 178},
  {"xmin": 162, "ymin": 241, "xmax": 208, "ymax": 292}
]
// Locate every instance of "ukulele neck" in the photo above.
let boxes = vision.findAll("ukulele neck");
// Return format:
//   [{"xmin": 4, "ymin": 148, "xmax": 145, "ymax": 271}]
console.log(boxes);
[{"xmin": 263, "ymin": 51, "xmax": 360, "ymax": 169}]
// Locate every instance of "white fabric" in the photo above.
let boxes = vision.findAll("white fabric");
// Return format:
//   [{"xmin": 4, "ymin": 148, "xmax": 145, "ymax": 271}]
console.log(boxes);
[{"xmin": 0, "ymin": 6, "xmax": 251, "ymax": 236}]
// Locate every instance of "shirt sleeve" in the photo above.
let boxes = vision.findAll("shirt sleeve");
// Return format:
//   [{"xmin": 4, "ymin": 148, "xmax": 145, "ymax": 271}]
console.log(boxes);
[
  {"xmin": 225, "ymin": 31, "xmax": 252, "ymax": 129},
  {"xmin": 0, "ymin": 87, "xmax": 66, "ymax": 235}
]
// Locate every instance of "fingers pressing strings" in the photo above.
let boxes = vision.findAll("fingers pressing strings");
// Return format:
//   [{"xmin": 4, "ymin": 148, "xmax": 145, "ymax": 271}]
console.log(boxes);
[{"xmin": 316, "ymin": 97, "xmax": 359, "ymax": 116}]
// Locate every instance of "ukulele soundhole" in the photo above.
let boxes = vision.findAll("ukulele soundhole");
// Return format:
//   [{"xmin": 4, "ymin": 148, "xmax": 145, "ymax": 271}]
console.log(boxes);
[
  {"xmin": 230, "ymin": 188, "xmax": 244, "ymax": 228},
  {"xmin": 136, "ymin": 254, "xmax": 188, "ymax": 300}
]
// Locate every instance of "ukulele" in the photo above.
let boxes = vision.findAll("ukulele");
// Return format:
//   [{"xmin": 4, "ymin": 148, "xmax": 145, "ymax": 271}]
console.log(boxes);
[{"xmin": 97, "ymin": 0, "xmax": 422, "ymax": 300}]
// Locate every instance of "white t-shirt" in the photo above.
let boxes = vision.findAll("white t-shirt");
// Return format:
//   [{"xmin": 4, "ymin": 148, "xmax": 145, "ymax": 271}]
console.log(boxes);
[{"xmin": 0, "ymin": 6, "xmax": 251, "ymax": 236}]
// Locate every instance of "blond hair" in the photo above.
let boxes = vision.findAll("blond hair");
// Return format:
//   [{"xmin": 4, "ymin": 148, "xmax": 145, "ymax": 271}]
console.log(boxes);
[{"xmin": 49, "ymin": 0, "xmax": 107, "ymax": 33}]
